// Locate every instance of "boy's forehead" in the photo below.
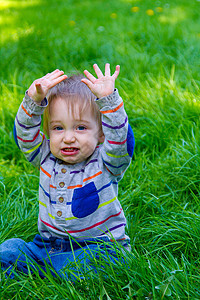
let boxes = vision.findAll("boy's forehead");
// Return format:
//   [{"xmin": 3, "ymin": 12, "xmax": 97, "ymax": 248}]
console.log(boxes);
[{"xmin": 49, "ymin": 96, "xmax": 96, "ymax": 121}]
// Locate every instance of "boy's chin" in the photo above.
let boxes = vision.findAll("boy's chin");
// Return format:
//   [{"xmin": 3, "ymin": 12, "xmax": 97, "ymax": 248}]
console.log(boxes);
[{"xmin": 60, "ymin": 156, "xmax": 85, "ymax": 165}]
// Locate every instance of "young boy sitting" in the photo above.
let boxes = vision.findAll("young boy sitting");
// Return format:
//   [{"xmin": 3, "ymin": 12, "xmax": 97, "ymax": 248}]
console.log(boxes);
[{"xmin": 0, "ymin": 63, "xmax": 134, "ymax": 279}]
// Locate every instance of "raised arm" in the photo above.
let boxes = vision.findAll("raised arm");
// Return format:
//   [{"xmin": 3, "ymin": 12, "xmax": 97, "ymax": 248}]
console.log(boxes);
[
  {"xmin": 14, "ymin": 70, "xmax": 67, "ymax": 168},
  {"xmin": 82, "ymin": 64, "xmax": 134, "ymax": 180}
]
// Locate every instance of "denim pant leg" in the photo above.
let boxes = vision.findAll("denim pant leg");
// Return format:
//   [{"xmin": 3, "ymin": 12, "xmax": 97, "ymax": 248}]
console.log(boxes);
[
  {"xmin": 0, "ymin": 235, "xmax": 127, "ymax": 280},
  {"xmin": 44, "ymin": 238, "xmax": 124, "ymax": 280},
  {"xmin": 45, "ymin": 243, "xmax": 102, "ymax": 279},
  {"xmin": 0, "ymin": 236, "xmax": 101, "ymax": 279},
  {"xmin": 0, "ymin": 235, "xmax": 51, "ymax": 278}
]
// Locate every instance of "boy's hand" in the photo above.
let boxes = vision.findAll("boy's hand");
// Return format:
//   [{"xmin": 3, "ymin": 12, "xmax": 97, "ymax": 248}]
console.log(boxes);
[
  {"xmin": 27, "ymin": 69, "xmax": 67, "ymax": 104},
  {"xmin": 82, "ymin": 63, "xmax": 120, "ymax": 99}
]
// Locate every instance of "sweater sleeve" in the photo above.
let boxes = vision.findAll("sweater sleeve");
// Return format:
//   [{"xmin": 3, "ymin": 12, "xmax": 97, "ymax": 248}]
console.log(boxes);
[
  {"xmin": 96, "ymin": 89, "xmax": 135, "ymax": 181},
  {"xmin": 14, "ymin": 92, "xmax": 50, "ymax": 169}
]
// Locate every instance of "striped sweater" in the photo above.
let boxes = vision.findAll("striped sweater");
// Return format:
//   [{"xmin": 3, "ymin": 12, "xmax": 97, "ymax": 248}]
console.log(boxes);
[{"xmin": 14, "ymin": 89, "xmax": 134, "ymax": 246}]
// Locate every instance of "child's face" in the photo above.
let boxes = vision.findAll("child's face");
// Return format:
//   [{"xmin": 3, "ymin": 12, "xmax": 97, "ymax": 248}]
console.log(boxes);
[{"xmin": 48, "ymin": 97, "xmax": 102, "ymax": 164}]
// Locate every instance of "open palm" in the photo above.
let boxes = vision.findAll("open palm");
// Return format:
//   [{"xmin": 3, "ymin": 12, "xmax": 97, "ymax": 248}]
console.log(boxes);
[
  {"xmin": 82, "ymin": 63, "xmax": 120, "ymax": 99},
  {"xmin": 28, "ymin": 69, "xmax": 67, "ymax": 103}
]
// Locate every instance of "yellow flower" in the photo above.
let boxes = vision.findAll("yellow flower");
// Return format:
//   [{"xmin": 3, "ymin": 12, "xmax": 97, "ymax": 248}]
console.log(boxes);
[
  {"xmin": 146, "ymin": 9, "xmax": 154, "ymax": 16},
  {"xmin": 110, "ymin": 13, "xmax": 117, "ymax": 19},
  {"xmin": 131, "ymin": 6, "xmax": 139, "ymax": 12},
  {"xmin": 69, "ymin": 20, "xmax": 76, "ymax": 27},
  {"xmin": 156, "ymin": 7, "xmax": 163, "ymax": 13}
]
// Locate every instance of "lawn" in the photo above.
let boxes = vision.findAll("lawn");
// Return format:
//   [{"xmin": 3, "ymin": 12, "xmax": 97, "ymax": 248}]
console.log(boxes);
[{"xmin": 0, "ymin": 0, "xmax": 200, "ymax": 298}]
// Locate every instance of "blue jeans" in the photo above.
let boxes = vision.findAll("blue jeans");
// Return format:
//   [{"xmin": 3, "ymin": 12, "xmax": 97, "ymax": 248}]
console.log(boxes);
[{"xmin": 0, "ymin": 234, "xmax": 125, "ymax": 280}]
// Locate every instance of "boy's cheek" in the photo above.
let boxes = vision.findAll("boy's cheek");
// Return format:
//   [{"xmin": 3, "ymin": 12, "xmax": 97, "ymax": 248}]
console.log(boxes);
[
  {"xmin": 49, "ymin": 131, "xmax": 57, "ymax": 141},
  {"xmin": 49, "ymin": 136, "xmax": 57, "ymax": 150}
]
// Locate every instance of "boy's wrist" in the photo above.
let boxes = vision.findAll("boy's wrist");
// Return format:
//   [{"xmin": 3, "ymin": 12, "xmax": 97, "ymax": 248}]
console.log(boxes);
[
  {"xmin": 95, "ymin": 88, "xmax": 115, "ymax": 99},
  {"xmin": 95, "ymin": 88, "xmax": 116, "ymax": 101},
  {"xmin": 26, "ymin": 91, "xmax": 47, "ymax": 106},
  {"xmin": 27, "ymin": 91, "xmax": 44, "ymax": 105},
  {"xmin": 23, "ymin": 91, "xmax": 48, "ymax": 115},
  {"xmin": 95, "ymin": 89, "xmax": 121, "ymax": 110}
]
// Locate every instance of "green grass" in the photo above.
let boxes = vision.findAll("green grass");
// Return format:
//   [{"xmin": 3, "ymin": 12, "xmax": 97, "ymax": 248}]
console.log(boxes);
[{"xmin": 1, "ymin": 0, "xmax": 200, "ymax": 298}]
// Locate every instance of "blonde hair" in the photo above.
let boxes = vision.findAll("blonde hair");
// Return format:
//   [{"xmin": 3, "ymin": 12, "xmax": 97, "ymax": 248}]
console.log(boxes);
[{"xmin": 43, "ymin": 74, "xmax": 102, "ymax": 136}]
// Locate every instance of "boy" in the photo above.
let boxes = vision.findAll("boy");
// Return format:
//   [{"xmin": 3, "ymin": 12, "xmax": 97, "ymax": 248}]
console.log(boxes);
[{"xmin": 1, "ymin": 64, "xmax": 134, "ymax": 279}]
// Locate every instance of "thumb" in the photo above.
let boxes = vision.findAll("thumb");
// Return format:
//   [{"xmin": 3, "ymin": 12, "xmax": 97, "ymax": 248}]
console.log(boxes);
[
  {"xmin": 81, "ymin": 78, "xmax": 93, "ymax": 91},
  {"xmin": 35, "ymin": 83, "xmax": 43, "ymax": 94}
]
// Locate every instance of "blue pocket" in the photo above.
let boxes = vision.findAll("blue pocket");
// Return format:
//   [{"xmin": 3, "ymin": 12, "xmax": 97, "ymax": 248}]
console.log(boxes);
[{"xmin": 72, "ymin": 182, "xmax": 99, "ymax": 218}]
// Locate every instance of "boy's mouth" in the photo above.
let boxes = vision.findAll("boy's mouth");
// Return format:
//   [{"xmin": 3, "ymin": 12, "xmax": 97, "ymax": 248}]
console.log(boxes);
[
  {"xmin": 61, "ymin": 147, "xmax": 79, "ymax": 155},
  {"xmin": 63, "ymin": 148, "xmax": 77, "ymax": 152}
]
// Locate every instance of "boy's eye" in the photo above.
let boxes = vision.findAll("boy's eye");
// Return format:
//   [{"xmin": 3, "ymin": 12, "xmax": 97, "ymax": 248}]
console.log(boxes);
[
  {"xmin": 77, "ymin": 125, "xmax": 86, "ymax": 131},
  {"xmin": 54, "ymin": 126, "xmax": 63, "ymax": 131}
]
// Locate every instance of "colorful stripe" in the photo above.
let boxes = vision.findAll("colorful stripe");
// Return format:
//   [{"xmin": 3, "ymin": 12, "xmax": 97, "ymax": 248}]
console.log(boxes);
[
  {"xmin": 50, "ymin": 184, "xmax": 56, "ymax": 189},
  {"xmin": 70, "ymin": 169, "xmax": 84, "ymax": 175},
  {"xmin": 107, "ymin": 138, "xmax": 127, "ymax": 145},
  {"xmin": 66, "ymin": 208, "xmax": 122, "ymax": 234},
  {"xmin": 48, "ymin": 213, "xmax": 55, "ymax": 219},
  {"xmin": 102, "ymin": 116, "xmax": 128, "ymax": 130},
  {"xmin": 100, "ymin": 102, "xmax": 123, "ymax": 114},
  {"xmin": 65, "ymin": 216, "xmax": 77, "ymax": 221},
  {"xmin": 103, "ymin": 159, "xmax": 127, "ymax": 169},
  {"xmin": 97, "ymin": 181, "xmax": 117, "ymax": 193},
  {"xmin": 24, "ymin": 133, "xmax": 44, "ymax": 154},
  {"xmin": 39, "ymin": 184, "xmax": 50, "ymax": 198},
  {"xmin": 106, "ymin": 152, "xmax": 129, "ymax": 158},
  {"xmin": 39, "ymin": 200, "xmax": 47, "ymax": 207},
  {"xmin": 17, "ymin": 129, "xmax": 40, "ymax": 143},
  {"xmin": 86, "ymin": 159, "xmax": 98, "ymax": 166},
  {"xmin": 21, "ymin": 103, "xmax": 32, "ymax": 117},
  {"xmin": 83, "ymin": 171, "xmax": 102, "ymax": 182},
  {"xmin": 67, "ymin": 184, "xmax": 83, "ymax": 189},
  {"xmin": 99, "ymin": 223, "xmax": 126, "ymax": 235},
  {"xmin": 40, "ymin": 216, "xmax": 64, "ymax": 233},
  {"xmin": 98, "ymin": 196, "xmax": 117, "ymax": 208},
  {"xmin": 41, "ymin": 153, "xmax": 51, "ymax": 165},
  {"xmin": 29, "ymin": 147, "xmax": 40, "ymax": 162},
  {"xmin": 16, "ymin": 115, "xmax": 41, "ymax": 129},
  {"xmin": 50, "ymin": 200, "xmax": 56, "ymax": 204},
  {"xmin": 68, "ymin": 171, "xmax": 103, "ymax": 189},
  {"xmin": 56, "ymin": 179, "xmax": 117, "ymax": 193},
  {"xmin": 105, "ymin": 165, "xmax": 126, "ymax": 177},
  {"xmin": 70, "ymin": 159, "xmax": 98, "ymax": 175},
  {"xmin": 50, "ymin": 157, "xmax": 56, "ymax": 162},
  {"xmin": 40, "ymin": 166, "xmax": 51, "ymax": 178},
  {"xmin": 53, "ymin": 168, "xmax": 58, "ymax": 175}
]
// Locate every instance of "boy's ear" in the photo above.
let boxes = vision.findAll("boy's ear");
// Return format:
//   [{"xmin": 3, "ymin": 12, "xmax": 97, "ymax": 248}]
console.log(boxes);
[{"xmin": 98, "ymin": 132, "xmax": 105, "ymax": 144}]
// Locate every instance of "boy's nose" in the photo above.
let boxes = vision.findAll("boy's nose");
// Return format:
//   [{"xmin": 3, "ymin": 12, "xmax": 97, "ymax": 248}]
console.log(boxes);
[{"xmin": 63, "ymin": 131, "xmax": 76, "ymax": 143}]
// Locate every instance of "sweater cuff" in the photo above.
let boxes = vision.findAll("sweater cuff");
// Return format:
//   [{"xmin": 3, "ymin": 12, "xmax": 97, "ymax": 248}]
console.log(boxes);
[
  {"xmin": 95, "ymin": 89, "xmax": 122, "ymax": 111},
  {"xmin": 22, "ymin": 91, "xmax": 48, "ymax": 115}
]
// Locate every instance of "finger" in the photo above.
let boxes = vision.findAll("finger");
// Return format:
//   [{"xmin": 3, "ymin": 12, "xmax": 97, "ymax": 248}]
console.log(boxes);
[
  {"xmin": 93, "ymin": 64, "xmax": 103, "ymax": 78},
  {"xmin": 50, "ymin": 74, "xmax": 68, "ymax": 87},
  {"xmin": 45, "ymin": 69, "xmax": 64, "ymax": 80},
  {"xmin": 112, "ymin": 65, "xmax": 120, "ymax": 80},
  {"xmin": 83, "ymin": 70, "xmax": 97, "ymax": 83},
  {"xmin": 44, "ymin": 69, "xmax": 59, "ymax": 79},
  {"xmin": 105, "ymin": 63, "xmax": 111, "ymax": 76},
  {"xmin": 35, "ymin": 83, "xmax": 43, "ymax": 94},
  {"xmin": 81, "ymin": 78, "xmax": 94, "ymax": 90},
  {"xmin": 49, "ymin": 70, "xmax": 66, "ymax": 81}
]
